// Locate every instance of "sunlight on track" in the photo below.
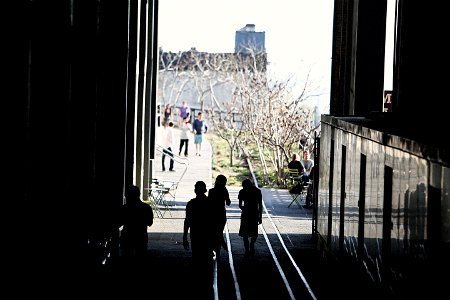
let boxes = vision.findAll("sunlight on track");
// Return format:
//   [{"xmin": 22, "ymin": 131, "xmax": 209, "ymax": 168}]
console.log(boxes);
[
  {"xmin": 259, "ymin": 223, "xmax": 297, "ymax": 300},
  {"xmin": 218, "ymin": 169, "xmax": 316, "ymax": 300},
  {"xmin": 261, "ymin": 190, "xmax": 317, "ymax": 300},
  {"xmin": 213, "ymin": 257, "xmax": 219, "ymax": 300},
  {"xmin": 225, "ymin": 223, "xmax": 242, "ymax": 300},
  {"xmin": 251, "ymin": 161, "xmax": 317, "ymax": 300}
]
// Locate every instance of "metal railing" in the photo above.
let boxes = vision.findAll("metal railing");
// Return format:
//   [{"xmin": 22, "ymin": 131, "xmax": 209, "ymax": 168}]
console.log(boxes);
[{"xmin": 155, "ymin": 144, "xmax": 189, "ymax": 182}]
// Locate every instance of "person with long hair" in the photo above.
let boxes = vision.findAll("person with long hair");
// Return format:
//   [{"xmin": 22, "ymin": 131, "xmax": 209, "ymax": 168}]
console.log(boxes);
[
  {"xmin": 238, "ymin": 178, "xmax": 263, "ymax": 258},
  {"xmin": 162, "ymin": 103, "xmax": 173, "ymax": 126},
  {"xmin": 207, "ymin": 174, "xmax": 231, "ymax": 259}
]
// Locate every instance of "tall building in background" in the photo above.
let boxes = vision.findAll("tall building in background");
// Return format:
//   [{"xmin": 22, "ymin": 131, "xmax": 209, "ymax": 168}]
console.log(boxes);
[{"xmin": 235, "ymin": 24, "xmax": 265, "ymax": 54}]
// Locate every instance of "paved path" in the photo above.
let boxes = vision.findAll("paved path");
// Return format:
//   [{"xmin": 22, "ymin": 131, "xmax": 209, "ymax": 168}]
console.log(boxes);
[
  {"xmin": 147, "ymin": 125, "xmax": 313, "ymax": 260},
  {"xmin": 108, "ymin": 127, "xmax": 386, "ymax": 300},
  {"xmin": 149, "ymin": 124, "xmax": 311, "ymax": 239}
]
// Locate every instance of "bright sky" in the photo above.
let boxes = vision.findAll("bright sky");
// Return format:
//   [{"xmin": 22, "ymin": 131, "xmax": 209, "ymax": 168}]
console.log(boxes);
[{"xmin": 158, "ymin": 0, "xmax": 335, "ymax": 113}]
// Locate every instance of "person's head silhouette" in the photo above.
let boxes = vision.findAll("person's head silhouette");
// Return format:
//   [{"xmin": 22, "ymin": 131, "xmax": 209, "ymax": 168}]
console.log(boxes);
[
  {"xmin": 214, "ymin": 174, "xmax": 227, "ymax": 188},
  {"xmin": 126, "ymin": 185, "xmax": 141, "ymax": 203},
  {"xmin": 194, "ymin": 181, "xmax": 207, "ymax": 195},
  {"xmin": 242, "ymin": 178, "xmax": 253, "ymax": 189}
]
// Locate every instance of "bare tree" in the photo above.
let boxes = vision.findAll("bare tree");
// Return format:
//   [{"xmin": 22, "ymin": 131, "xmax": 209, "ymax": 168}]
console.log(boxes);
[
  {"xmin": 204, "ymin": 48, "xmax": 268, "ymax": 167},
  {"xmin": 229, "ymin": 45, "xmax": 318, "ymax": 186},
  {"xmin": 158, "ymin": 47, "xmax": 321, "ymax": 186},
  {"xmin": 158, "ymin": 49, "xmax": 196, "ymax": 118}
]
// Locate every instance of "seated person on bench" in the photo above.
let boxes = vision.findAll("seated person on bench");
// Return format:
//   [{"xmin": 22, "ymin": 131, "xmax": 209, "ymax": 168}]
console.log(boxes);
[
  {"xmin": 300, "ymin": 150, "xmax": 314, "ymax": 185},
  {"xmin": 300, "ymin": 150, "xmax": 314, "ymax": 208},
  {"xmin": 288, "ymin": 153, "xmax": 303, "ymax": 174},
  {"xmin": 288, "ymin": 153, "xmax": 304, "ymax": 194}
]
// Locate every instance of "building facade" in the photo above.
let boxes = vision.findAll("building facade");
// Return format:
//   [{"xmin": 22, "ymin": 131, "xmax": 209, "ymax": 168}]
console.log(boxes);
[{"xmin": 234, "ymin": 23, "xmax": 266, "ymax": 54}]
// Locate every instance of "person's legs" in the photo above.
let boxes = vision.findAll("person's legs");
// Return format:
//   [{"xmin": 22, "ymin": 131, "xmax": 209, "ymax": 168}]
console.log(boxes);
[
  {"xmin": 168, "ymin": 147, "xmax": 174, "ymax": 171},
  {"xmin": 184, "ymin": 140, "xmax": 189, "ymax": 156},
  {"xmin": 198, "ymin": 135, "xmax": 203, "ymax": 155},
  {"xmin": 243, "ymin": 237, "xmax": 250, "ymax": 256},
  {"xmin": 220, "ymin": 221, "xmax": 227, "ymax": 251},
  {"xmin": 162, "ymin": 149, "xmax": 167, "ymax": 171},
  {"xmin": 194, "ymin": 258, "xmax": 214, "ymax": 299},
  {"xmin": 192, "ymin": 245, "xmax": 215, "ymax": 298},
  {"xmin": 305, "ymin": 183, "xmax": 313, "ymax": 207},
  {"xmin": 213, "ymin": 235, "xmax": 221, "ymax": 260},
  {"xmin": 194, "ymin": 134, "xmax": 201, "ymax": 155},
  {"xmin": 179, "ymin": 141, "xmax": 183, "ymax": 156},
  {"xmin": 249, "ymin": 237, "xmax": 257, "ymax": 256},
  {"xmin": 135, "ymin": 237, "xmax": 149, "ymax": 259},
  {"xmin": 194, "ymin": 135, "xmax": 198, "ymax": 155},
  {"xmin": 302, "ymin": 173, "xmax": 310, "ymax": 185},
  {"xmin": 180, "ymin": 139, "xmax": 188, "ymax": 156},
  {"xmin": 221, "ymin": 235, "xmax": 228, "ymax": 251},
  {"xmin": 214, "ymin": 232, "xmax": 227, "ymax": 260}
]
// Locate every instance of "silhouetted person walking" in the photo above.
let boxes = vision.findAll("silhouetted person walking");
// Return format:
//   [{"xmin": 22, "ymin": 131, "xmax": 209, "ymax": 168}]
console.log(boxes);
[
  {"xmin": 183, "ymin": 181, "xmax": 215, "ymax": 299},
  {"xmin": 238, "ymin": 178, "xmax": 263, "ymax": 258},
  {"xmin": 119, "ymin": 185, "xmax": 154, "ymax": 260},
  {"xmin": 208, "ymin": 174, "xmax": 231, "ymax": 260}
]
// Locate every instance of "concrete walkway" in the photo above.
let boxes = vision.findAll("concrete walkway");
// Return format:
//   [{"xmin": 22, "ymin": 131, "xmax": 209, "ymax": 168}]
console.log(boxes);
[
  {"xmin": 111, "ymin": 127, "xmax": 386, "ymax": 300},
  {"xmin": 147, "ymin": 126, "xmax": 313, "ymax": 255}
]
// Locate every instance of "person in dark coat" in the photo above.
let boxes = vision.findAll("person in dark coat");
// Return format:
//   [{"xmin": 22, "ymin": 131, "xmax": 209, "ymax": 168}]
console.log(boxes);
[
  {"xmin": 183, "ymin": 181, "xmax": 215, "ymax": 299},
  {"xmin": 119, "ymin": 185, "xmax": 154, "ymax": 259},
  {"xmin": 208, "ymin": 174, "xmax": 231, "ymax": 259},
  {"xmin": 238, "ymin": 178, "xmax": 263, "ymax": 257},
  {"xmin": 288, "ymin": 152, "xmax": 304, "ymax": 173}
]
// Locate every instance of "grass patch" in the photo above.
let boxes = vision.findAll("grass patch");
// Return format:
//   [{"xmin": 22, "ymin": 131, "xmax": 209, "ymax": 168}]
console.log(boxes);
[
  {"xmin": 209, "ymin": 134, "xmax": 251, "ymax": 187},
  {"xmin": 209, "ymin": 133, "xmax": 289, "ymax": 189}
]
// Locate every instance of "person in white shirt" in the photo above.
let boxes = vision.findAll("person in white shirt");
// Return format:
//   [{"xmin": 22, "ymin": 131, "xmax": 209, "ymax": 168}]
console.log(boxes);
[
  {"xmin": 300, "ymin": 150, "xmax": 314, "ymax": 208},
  {"xmin": 162, "ymin": 121, "xmax": 175, "ymax": 171},
  {"xmin": 300, "ymin": 150, "xmax": 314, "ymax": 183},
  {"xmin": 179, "ymin": 117, "xmax": 193, "ymax": 157}
]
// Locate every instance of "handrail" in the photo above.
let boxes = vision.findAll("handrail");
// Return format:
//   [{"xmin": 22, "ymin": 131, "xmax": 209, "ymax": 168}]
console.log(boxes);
[{"xmin": 155, "ymin": 143, "xmax": 189, "ymax": 183}]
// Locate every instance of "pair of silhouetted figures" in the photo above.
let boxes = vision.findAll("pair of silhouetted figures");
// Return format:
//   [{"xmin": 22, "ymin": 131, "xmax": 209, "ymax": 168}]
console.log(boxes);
[{"xmin": 182, "ymin": 176, "xmax": 263, "ymax": 298}]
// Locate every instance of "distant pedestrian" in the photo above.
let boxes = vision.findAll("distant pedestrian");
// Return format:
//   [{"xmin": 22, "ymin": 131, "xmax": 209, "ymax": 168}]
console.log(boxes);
[
  {"xmin": 162, "ymin": 121, "xmax": 175, "ymax": 172},
  {"xmin": 238, "ymin": 178, "xmax": 263, "ymax": 258},
  {"xmin": 208, "ymin": 174, "xmax": 231, "ymax": 259},
  {"xmin": 183, "ymin": 181, "xmax": 215, "ymax": 299},
  {"xmin": 179, "ymin": 116, "xmax": 193, "ymax": 157},
  {"xmin": 193, "ymin": 112, "xmax": 208, "ymax": 156},
  {"xmin": 162, "ymin": 103, "xmax": 173, "ymax": 126},
  {"xmin": 178, "ymin": 100, "xmax": 191, "ymax": 124}
]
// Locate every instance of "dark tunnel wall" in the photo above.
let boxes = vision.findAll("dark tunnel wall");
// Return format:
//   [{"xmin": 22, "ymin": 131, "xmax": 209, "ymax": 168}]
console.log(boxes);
[
  {"xmin": 12, "ymin": 0, "xmax": 156, "ymax": 279},
  {"xmin": 330, "ymin": 0, "xmax": 449, "ymax": 149}
]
